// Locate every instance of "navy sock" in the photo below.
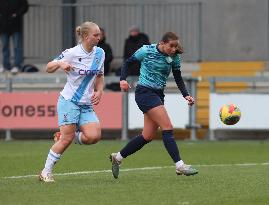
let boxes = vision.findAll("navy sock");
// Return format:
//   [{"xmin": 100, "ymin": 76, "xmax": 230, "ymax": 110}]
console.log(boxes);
[
  {"xmin": 120, "ymin": 135, "xmax": 149, "ymax": 158},
  {"xmin": 162, "ymin": 130, "xmax": 181, "ymax": 163}
]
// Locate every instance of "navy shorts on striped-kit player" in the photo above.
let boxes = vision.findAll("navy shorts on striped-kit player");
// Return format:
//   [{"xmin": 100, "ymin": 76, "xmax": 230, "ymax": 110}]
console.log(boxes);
[{"xmin": 135, "ymin": 84, "xmax": 165, "ymax": 113}]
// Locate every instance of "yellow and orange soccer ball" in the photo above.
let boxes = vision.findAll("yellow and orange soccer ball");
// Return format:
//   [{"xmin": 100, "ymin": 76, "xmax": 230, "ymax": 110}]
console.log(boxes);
[{"xmin": 219, "ymin": 104, "xmax": 241, "ymax": 125}]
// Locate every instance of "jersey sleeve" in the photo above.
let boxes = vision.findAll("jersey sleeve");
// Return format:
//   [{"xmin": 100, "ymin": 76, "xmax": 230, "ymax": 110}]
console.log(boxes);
[
  {"xmin": 53, "ymin": 49, "xmax": 73, "ymax": 63},
  {"xmin": 172, "ymin": 54, "xmax": 181, "ymax": 70},
  {"xmin": 133, "ymin": 45, "xmax": 148, "ymax": 61}
]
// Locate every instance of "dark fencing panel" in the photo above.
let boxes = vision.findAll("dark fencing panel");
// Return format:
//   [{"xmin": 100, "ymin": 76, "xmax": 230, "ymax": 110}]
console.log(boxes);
[{"xmin": 0, "ymin": 2, "xmax": 201, "ymax": 64}]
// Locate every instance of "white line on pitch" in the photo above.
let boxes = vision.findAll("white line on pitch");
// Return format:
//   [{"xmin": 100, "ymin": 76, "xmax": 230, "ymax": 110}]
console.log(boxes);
[{"xmin": 3, "ymin": 162, "xmax": 269, "ymax": 179}]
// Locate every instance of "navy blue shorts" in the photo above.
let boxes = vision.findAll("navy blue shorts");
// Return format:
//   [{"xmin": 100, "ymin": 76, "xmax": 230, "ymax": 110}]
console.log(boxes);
[{"xmin": 135, "ymin": 84, "xmax": 165, "ymax": 113}]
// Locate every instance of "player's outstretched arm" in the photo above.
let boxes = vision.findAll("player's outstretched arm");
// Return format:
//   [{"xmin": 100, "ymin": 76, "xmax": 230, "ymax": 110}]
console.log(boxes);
[
  {"xmin": 120, "ymin": 56, "xmax": 139, "ymax": 92},
  {"xmin": 46, "ymin": 61, "xmax": 73, "ymax": 73},
  {"xmin": 172, "ymin": 69, "xmax": 195, "ymax": 106},
  {"xmin": 172, "ymin": 69, "xmax": 189, "ymax": 97}
]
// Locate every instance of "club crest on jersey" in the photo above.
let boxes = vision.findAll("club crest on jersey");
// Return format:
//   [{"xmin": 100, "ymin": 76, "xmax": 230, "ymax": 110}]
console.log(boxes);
[
  {"xmin": 56, "ymin": 53, "xmax": 64, "ymax": 60},
  {"xmin": 95, "ymin": 58, "xmax": 100, "ymax": 64},
  {"xmin": 63, "ymin": 114, "xmax": 68, "ymax": 122},
  {"xmin": 166, "ymin": 56, "xmax": 173, "ymax": 64}
]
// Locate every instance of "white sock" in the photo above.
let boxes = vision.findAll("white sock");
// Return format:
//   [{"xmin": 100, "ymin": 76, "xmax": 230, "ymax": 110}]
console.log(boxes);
[
  {"xmin": 43, "ymin": 149, "xmax": 61, "ymax": 173},
  {"xmin": 116, "ymin": 152, "xmax": 123, "ymax": 162},
  {"xmin": 175, "ymin": 160, "xmax": 184, "ymax": 169},
  {"xmin": 74, "ymin": 131, "xmax": 83, "ymax": 145}
]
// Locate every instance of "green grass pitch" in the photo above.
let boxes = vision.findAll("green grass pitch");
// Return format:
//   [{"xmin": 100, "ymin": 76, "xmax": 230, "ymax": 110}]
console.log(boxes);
[{"xmin": 0, "ymin": 140, "xmax": 269, "ymax": 205}]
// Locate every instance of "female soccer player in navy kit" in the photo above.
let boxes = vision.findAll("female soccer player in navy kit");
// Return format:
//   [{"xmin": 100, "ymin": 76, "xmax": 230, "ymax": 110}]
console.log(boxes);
[
  {"xmin": 39, "ymin": 22, "xmax": 105, "ymax": 182},
  {"xmin": 110, "ymin": 32, "xmax": 198, "ymax": 178}
]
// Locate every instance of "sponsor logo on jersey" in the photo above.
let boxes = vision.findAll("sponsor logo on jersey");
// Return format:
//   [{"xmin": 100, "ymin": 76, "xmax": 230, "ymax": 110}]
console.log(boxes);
[{"xmin": 78, "ymin": 69, "xmax": 99, "ymax": 76}]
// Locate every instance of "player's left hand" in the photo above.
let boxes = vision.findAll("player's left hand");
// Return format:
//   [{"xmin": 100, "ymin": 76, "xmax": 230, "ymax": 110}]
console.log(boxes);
[
  {"xmin": 185, "ymin": 95, "xmax": 195, "ymax": 106},
  {"xmin": 91, "ymin": 91, "xmax": 102, "ymax": 105}
]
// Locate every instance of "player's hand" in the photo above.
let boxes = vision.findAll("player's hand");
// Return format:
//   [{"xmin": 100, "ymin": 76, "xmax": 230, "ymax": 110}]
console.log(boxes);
[
  {"xmin": 59, "ymin": 61, "xmax": 73, "ymax": 74},
  {"xmin": 185, "ymin": 95, "xmax": 195, "ymax": 106},
  {"xmin": 120, "ymin": 80, "xmax": 131, "ymax": 92},
  {"xmin": 91, "ymin": 90, "xmax": 102, "ymax": 105}
]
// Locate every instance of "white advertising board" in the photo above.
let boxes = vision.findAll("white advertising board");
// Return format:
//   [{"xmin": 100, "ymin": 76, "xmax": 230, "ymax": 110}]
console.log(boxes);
[
  {"xmin": 210, "ymin": 93, "xmax": 269, "ymax": 130},
  {"xmin": 128, "ymin": 93, "xmax": 189, "ymax": 129}
]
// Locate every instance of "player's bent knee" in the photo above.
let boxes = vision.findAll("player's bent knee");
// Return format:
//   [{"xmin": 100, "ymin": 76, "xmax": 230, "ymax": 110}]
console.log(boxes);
[
  {"xmin": 89, "ymin": 135, "xmax": 101, "ymax": 144},
  {"xmin": 84, "ymin": 134, "xmax": 101, "ymax": 145}
]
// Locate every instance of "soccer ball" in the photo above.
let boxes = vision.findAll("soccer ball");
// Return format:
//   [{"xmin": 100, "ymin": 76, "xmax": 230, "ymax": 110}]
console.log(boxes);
[{"xmin": 219, "ymin": 104, "xmax": 241, "ymax": 125}]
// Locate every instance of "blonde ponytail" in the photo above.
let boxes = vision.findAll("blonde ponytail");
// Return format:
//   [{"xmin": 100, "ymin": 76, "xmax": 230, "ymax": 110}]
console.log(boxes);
[{"xmin": 75, "ymin": 21, "xmax": 99, "ymax": 43}]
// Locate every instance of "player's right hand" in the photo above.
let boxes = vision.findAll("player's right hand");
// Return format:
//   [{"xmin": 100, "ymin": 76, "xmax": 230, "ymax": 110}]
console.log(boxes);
[
  {"xmin": 60, "ymin": 61, "xmax": 73, "ymax": 74},
  {"xmin": 120, "ymin": 80, "xmax": 130, "ymax": 92}
]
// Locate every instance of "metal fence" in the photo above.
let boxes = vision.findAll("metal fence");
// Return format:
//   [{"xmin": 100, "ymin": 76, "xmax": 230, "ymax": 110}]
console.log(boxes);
[
  {"xmin": 0, "ymin": 2, "xmax": 202, "ymax": 65},
  {"xmin": 209, "ymin": 76, "xmax": 269, "ymax": 94}
]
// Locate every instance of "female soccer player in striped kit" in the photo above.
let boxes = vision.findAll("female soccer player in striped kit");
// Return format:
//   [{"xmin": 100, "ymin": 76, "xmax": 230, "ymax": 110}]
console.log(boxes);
[
  {"xmin": 39, "ymin": 22, "xmax": 105, "ymax": 182},
  {"xmin": 110, "ymin": 32, "xmax": 198, "ymax": 178}
]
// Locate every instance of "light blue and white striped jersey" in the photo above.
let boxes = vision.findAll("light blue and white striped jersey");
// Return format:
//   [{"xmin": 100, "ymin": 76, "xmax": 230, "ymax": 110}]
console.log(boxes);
[
  {"xmin": 54, "ymin": 44, "xmax": 105, "ymax": 105},
  {"xmin": 134, "ymin": 44, "xmax": 181, "ymax": 89}
]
